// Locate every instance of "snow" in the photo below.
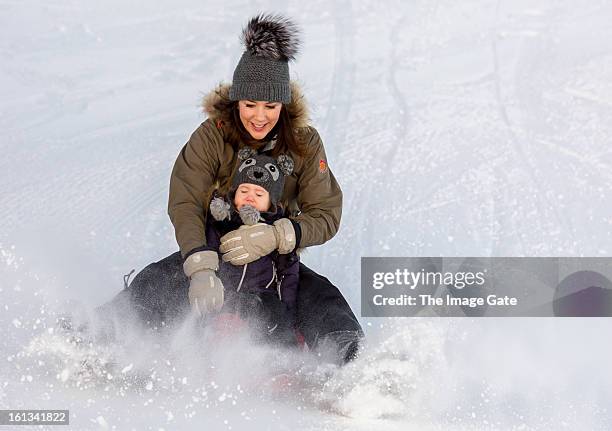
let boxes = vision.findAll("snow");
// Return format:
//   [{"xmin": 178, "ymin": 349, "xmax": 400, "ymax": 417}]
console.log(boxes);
[{"xmin": 1, "ymin": 0, "xmax": 612, "ymax": 430}]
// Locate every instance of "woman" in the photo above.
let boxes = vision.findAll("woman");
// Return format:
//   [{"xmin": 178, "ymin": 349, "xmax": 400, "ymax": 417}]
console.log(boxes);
[{"xmin": 109, "ymin": 14, "xmax": 363, "ymax": 364}]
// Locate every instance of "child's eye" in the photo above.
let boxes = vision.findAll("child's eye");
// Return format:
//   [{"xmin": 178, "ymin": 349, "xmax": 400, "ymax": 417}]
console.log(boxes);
[
  {"xmin": 266, "ymin": 106, "xmax": 276, "ymax": 109},
  {"xmin": 256, "ymin": 193, "xmax": 263, "ymax": 197},
  {"xmin": 245, "ymin": 104, "xmax": 255, "ymax": 108}
]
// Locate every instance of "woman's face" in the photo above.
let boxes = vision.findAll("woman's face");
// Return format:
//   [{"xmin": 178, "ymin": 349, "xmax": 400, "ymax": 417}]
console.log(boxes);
[{"xmin": 238, "ymin": 100, "xmax": 282, "ymax": 140}]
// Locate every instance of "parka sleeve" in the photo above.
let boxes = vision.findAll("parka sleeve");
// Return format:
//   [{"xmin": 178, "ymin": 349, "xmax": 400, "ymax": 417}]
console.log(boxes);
[
  {"xmin": 292, "ymin": 128, "xmax": 343, "ymax": 248},
  {"xmin": 168, "ymin": 120, "xmax": 221, "ymax": 258}
]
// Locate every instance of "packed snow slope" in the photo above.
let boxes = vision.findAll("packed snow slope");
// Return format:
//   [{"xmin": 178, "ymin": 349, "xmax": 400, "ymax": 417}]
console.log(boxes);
[{"xmin": 1, "ymin": 1, "xmax": 611, "ymax": 429}]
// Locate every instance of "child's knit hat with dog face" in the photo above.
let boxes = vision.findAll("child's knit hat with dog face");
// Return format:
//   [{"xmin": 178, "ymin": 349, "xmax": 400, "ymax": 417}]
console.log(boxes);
[
  {"xmin": 230, "ymin": 148, "xmax": 294, "ymax": 208},
  {"xmin": 210, "ymin": 149, "xmax": 294, "ymax": 225}
]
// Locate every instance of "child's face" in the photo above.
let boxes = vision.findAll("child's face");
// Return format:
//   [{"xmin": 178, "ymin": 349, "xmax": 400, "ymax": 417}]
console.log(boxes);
[{"xmin": 234, "ymin": 183, "xmax": 271, "ymax": 212}]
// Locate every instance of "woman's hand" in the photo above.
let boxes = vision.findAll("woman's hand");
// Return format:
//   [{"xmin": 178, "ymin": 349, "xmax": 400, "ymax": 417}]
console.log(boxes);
[
  {"xmin": 183, "ymin": 251, "xmax": 224, "ymax": 315},
  {"xmin": 219, "ymin": 219, "xmax": 296, "ymax": 265},
  {"xmin": 188, "ymin": 270, "xmax": 224, "ymax": 316}
]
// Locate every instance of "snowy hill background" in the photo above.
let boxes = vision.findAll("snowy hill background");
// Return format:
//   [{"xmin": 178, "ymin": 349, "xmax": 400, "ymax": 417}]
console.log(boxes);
[{"xmin": 1, "ymin": 0, "xmax": 611, "ymax": 429}]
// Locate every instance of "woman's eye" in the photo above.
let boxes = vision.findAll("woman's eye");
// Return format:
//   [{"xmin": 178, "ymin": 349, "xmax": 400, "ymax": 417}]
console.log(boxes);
[{"xmin": 256, "ymin": 193, "xmax": 263, "ymax": 197}]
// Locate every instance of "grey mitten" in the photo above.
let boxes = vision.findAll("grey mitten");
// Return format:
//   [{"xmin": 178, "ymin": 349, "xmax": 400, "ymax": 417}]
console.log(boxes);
[{"xmin": 183, "ymin": 251, "xmax": 224, "ymax": 315}]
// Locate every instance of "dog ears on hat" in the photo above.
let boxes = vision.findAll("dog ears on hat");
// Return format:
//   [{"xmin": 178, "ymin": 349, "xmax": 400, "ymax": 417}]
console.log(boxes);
[
  {"xmin": 276, "ymin": 154, "xmax": 294, "ymax": 176},
  {"xmin": 238, "ymin": 147, "xmax": 257, "ymax": 161}
]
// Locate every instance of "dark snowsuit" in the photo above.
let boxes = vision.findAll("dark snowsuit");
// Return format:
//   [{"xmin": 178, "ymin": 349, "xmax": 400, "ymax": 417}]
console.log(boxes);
[{"xmin": 206, "ymin": 202, "xmax": 300, "ymax": 346}]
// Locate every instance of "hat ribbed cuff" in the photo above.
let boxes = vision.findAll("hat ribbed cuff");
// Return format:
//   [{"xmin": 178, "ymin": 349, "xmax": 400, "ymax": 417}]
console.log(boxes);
[{"xmin": 230, "ymin": 81, "xmax": 291, "ymax": 104}]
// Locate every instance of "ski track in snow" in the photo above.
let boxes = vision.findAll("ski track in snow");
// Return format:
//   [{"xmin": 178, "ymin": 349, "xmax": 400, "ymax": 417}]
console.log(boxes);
[{"xmin": 2, "ymin": 0, "xmax": 612, "ymax": 429}]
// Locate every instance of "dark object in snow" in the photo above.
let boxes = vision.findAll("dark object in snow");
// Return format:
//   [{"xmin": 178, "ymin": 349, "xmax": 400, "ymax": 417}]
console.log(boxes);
[
  {"xmin": 96, "ymin": 252, "xmax": 363, "ymax": 365},
  {"xmin": 553, "ymin": 270, "xmax": 612, "ymax": 316}
]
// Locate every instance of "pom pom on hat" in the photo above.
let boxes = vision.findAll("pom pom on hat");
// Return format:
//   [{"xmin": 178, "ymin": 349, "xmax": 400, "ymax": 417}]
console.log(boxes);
[
  {"xmin": 230, "ymin": 13, "xmax": 301, "ymax": 103},
  {"xmin": 241, "ymin": 13, "xmax": 301, "ymax": 61}
]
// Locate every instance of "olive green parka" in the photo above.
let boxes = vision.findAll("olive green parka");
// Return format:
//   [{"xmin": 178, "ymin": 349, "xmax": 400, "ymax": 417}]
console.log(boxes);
[{"xmin": 168, "ymin": 82, "xmax": 343, "ymax": 258}]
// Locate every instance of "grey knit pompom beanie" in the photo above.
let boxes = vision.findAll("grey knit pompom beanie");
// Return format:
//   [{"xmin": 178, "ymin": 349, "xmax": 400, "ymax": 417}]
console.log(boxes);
[{"xmin": 229, "ymin": 13, "xmax": 301, "ymax": 104}]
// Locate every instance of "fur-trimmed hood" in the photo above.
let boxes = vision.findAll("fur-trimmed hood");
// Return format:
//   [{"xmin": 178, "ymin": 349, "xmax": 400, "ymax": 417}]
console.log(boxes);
[{"xmin": 201, "ymin": 81, "xmax": 310, "ymax": 131}]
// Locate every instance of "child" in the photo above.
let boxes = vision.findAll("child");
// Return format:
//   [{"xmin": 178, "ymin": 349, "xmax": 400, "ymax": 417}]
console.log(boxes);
[{"xmin": 204, "ymin": 149, "xmax": 299, "ymax": 346}]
